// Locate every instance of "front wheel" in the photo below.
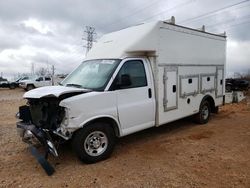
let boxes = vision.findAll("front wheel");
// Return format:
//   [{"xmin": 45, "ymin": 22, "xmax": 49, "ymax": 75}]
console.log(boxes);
[
  {"xmin": 26, "ymin": 84, "xmax": 35, "ymax": 91},
  {"xmin": 72, "ymin": 122, "xmax": 115, "ymax": 164},
  {"xmin": 194, "ymin": 100, "xmax": 211, "ymax": 124}
]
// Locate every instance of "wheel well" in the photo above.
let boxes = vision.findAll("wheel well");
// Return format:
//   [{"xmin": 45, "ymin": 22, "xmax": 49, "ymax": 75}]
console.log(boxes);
[
  {"xmin": 83, "ymin": 117, "xmax": 120, "ymax": 137},
  {"xmin": 27, "ymin": 84, "xmax": 35, "ymax": 88},
  {"xmin": 202, "ymin": 95, "xmax": 216, "ymax": 113}
]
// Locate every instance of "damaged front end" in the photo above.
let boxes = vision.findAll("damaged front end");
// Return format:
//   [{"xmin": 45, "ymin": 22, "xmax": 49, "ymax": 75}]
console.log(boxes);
[
  {"xmin": 16, "ymin": 86, "xmax": 88, "ymax": 175},
  {"xmin": 16, "ymin": 98, "xmax": 66, "ymax": 175}
]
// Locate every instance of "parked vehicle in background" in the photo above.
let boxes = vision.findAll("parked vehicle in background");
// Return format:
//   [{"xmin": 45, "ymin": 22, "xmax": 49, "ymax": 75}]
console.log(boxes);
[
  {"xmin": 0, "ymin": 76, "xmax": 31, "ymax": 89},
  {"xmin": 19, "ymin": 75, "xmax": 52, "ymax": 90},
  {"xmin": 0, "ymin": 80, "xmax": 9, "ymax": 88},
  {"xmin": 226, "ymin": 78, "xmax": 249, "ymax": 92},
  {"xmin": 9, "ymin": 76, "xmax": 30, "ymax": 89},
  {"xmin": 0, "ymin": 76, "xmax": 9, "ymax": 88},
  {"xmin": 16, "ymin": 18, "xmax": 227, "ymax": 174}
]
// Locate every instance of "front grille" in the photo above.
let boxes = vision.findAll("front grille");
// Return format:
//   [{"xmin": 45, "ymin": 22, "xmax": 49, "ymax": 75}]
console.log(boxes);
[{"xmin": 19, "ymin": 105, "xmax": 32, "ymax": 122}]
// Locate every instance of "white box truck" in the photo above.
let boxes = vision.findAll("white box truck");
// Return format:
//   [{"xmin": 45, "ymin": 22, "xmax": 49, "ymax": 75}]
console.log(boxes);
[{"xmin": 16, "ymin": 19, "xmax": 226, "ymax": 174}]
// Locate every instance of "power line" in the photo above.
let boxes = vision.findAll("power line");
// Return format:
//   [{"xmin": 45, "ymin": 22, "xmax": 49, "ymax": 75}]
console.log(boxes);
[
  {"xmin": 98, "ymin": 0, "xmax": 163, "ymax": 31},
  {"xmin": 139, "ymin": 0, "xmax": 195, "ymax": 23},
  {"xmin": 100, "ymin": 0, "xmax": 195, "ymax": 34},
  {"xmin": 179, "ymin": 0, "xmax": 250, "ymax": 24},
  {"xmin": 189, "ymin": 2, "xmax": 250, "ymax": 29},
  {"xmin": 214, "ymin": 19, "xmax": 250, "ymax": 31},
  {"xmin": 206, "ymin": 14, "xmax": 250, "ymax": 29}
]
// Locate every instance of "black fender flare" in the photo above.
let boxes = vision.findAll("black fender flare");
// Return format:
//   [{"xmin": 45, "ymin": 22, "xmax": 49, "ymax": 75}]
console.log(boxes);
[{"xmin": 200, "ymin": 95, "xmax": 216, "ymax": 113}]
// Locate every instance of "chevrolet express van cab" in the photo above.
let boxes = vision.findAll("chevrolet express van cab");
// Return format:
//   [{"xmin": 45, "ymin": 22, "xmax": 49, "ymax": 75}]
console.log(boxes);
[{"xmin": 16, "ymin": 18, "xmax": 226, "ymax": 174}]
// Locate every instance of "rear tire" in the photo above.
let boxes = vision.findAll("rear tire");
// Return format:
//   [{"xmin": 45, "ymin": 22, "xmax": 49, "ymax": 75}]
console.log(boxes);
[
  {"xmin": 9, "ymin": 83, "xmax": 16, "ymax": 89},
  {"xmin": 194, "ymin": 100, "xmax": 211, "ymax": 124},
  {"xmin": 72, "ymin": 122, "xmax": 115, "ymax": 164}
]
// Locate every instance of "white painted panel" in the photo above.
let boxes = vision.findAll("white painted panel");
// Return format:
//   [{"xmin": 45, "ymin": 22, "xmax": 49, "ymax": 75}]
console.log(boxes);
[
  {"xmin": 164, "ymin": 71, "xmax": 177, "ymax": 110},
  {"xmin": 158, "ymin": 65, "xmax": 224, "ymax": 127},
  {"xmin": 117, "ymin": 87, "xmax": 154, "ymax": 131},
  {"xmin": 115, "ymin": 58, "xmax": 155, "ymax": 136},
  {"xmin": 158, "ymin": 26, "xmax": 226, "ymax": 66},
  {"xmin": 201, "ymin": 75, "xmax": 215, "ymax": 92},
  {"xmin": 180, "ymin": 76, "xmax": 199, "ymax": 98}
]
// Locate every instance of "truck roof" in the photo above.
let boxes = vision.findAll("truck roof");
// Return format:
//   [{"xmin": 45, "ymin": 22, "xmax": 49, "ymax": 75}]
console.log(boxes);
[{"xmin": 86, "ymin": 20, "xmax": 226, "ymax": 60}]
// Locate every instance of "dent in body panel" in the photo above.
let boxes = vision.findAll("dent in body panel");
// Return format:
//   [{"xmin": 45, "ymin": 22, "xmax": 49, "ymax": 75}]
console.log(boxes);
[{"xmin": 59, "ymin": 91, "xmax": 120, "ymax": 130}]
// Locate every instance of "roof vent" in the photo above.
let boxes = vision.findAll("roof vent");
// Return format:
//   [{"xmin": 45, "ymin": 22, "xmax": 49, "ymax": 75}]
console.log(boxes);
[
  {"xmin": 197, "ymin": 25, "xmax": 206, "ymax": 32},
  {"xmin": 165, "ymin": 16, "xmax": 175, "ymax": 24},
  {"xmin": 218, "ymin": 31, "xmax": 227, "ymax": 37}
]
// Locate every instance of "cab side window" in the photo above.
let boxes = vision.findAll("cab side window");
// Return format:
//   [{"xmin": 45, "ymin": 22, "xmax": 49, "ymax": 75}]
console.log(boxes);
[
  {"xmin": 114, "ymin": 60, "xmax": 147, "ymax": 89},
  {"xmin": 45, "ymin": 77, "xmax": 51, "ymax": 81},
  {"xmin": 36, "ymin": 77, "xmax": 43, "ymax": 81}
]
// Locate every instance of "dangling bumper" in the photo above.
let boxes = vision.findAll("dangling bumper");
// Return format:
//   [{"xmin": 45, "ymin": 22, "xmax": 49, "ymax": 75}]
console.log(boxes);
[{"xmin": 16, "ymin": 122, "xmax": 58, "ymax": 175}]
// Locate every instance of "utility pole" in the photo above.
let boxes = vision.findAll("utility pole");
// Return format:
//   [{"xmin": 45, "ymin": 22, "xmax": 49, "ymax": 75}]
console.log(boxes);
[
  {"xmin": 82, "ymin": 26, "xmax": 96, "ymax": 56},
  {"xmin": 31, "ymin": 63, "xmax": 35, "ymax": 75},
  {"xmin": 46, "ymin": 56, "xmax": 49, "ymax": 75},
  {"xmin": 51, "ymin": 65, "xmax": 55, "ymax": 85}
]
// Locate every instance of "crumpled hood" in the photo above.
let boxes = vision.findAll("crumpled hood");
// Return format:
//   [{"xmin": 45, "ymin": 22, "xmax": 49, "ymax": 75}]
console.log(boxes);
[{"xmin": 24, "ymin": 86, "xmax": 88, "ymax": 99}]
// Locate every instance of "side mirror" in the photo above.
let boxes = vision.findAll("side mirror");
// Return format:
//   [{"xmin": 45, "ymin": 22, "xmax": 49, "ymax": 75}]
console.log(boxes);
[{"xmin": 120, "ymin": 74, "xmax": 132, "ymax": 87}]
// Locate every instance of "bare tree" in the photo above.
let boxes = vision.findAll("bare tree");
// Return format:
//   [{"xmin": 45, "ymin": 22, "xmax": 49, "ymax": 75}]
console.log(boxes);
[{"xmin": 36, "ymin": 67, "xmax": 47, "ymax": 76}]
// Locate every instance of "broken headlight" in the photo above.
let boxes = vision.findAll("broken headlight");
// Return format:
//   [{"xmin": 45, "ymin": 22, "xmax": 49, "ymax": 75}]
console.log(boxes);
[{"xmin": 61, "ymin": 107, "xmax": 69, "ymax": 126}]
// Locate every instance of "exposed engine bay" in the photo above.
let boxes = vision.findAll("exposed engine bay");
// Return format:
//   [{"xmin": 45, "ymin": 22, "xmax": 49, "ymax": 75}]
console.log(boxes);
[
  {"xmin": 19, "ymin": 92, "xmax": 87, "ymax": 130},
  {"xmin": 28, "ymin": 97, "xmax": 65, "ymax": 130},
  {"xmin": 16, "ymin": 90, "xmax": 88, "ymax": 175}
]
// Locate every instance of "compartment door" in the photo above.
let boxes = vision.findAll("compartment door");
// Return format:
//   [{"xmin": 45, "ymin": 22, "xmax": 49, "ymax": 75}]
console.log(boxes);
[
  {"xmin": 216, "ymin": 68, "xmax": 224, "ymax": 97},
  {"xmin": 163, "ymin": 67, "xmax": 178, "ymax": 111}
]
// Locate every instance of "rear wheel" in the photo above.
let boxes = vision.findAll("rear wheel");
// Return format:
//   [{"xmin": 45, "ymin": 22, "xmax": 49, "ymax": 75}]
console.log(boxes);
[
  {"xmin": 9, "ymin": 83, "xmax": 16, "ymax": 89},
  {"xmin": 194, "ymin": 100, "xmax": 211, "ymax": 124},
  {"xmin": 72, "ymin": 122, "xmax": 115, "ymax": 164}
]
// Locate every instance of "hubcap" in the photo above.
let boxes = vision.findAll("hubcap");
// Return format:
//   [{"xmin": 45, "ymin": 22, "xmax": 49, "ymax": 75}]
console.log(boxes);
[
  {"xmin": 84, "ymin": 131, "xmax": 108, "ymax": 156},
  {"xmin": 201, "ymin": 105, "xmax": 209, "ymax": 120}
]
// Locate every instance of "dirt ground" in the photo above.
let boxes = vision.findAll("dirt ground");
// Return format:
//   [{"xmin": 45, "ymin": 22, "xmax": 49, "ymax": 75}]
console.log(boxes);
[{"xmin": 0, "ymin": 88, "xmax": 249, "ymax": 188}]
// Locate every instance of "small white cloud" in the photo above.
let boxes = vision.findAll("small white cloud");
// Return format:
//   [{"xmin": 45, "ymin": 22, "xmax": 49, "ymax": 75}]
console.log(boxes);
[{"xmin": 23, "ymin": 18, "xmax": 51, "ymax": 35}]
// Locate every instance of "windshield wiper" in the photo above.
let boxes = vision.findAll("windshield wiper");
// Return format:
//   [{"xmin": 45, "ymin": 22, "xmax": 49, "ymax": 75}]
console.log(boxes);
[
  {"xmin": 65, "ymin": 83, "xmax": 93, "ymax": 91},
  {"xmin": 66, "ymin": 83, "xmax": 83, "ymax": 88}
]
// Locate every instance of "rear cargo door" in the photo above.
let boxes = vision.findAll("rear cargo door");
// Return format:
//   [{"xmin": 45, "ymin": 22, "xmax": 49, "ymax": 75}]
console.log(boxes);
[{"xmin": 163, "ymin": 67, "xmax": 178, "ymax": 111}]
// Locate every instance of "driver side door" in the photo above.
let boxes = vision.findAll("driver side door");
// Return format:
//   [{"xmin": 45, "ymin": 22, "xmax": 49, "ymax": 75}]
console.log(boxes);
[
  {"xmin": 35, "ymin": 77, "xmax": 44, "ymax": 87},
  {"xmin": 110, "ymin": 59, "xmax": 155, "ymax": 136}
]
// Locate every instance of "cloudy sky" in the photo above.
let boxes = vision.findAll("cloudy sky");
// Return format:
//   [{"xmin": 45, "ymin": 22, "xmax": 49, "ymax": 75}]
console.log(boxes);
[{"xmin": 0, "ymin": 0, "xmax": 250, "ymax": 80}]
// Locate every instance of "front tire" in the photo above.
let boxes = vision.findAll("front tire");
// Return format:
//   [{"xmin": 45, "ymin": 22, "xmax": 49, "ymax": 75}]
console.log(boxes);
[
  {"xmin": 194, "ymin": 100, "xmax": 211, "ymax": 124},
  {"xmin": 72, "ymin": 122, "xmax": 115, "ymax": 164},
  {"xmin": 26, "ymin": 84, "xmax": 35, "ymax": 91}
]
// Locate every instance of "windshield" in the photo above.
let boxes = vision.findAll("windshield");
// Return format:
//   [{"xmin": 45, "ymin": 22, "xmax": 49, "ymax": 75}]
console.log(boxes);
[
  {"xmin": 16, "ymin": 76, "xmax": 29, "ymax": 82},
  {"xmin": 61, "ymin": 59, "xmax": 121, "ymax": 90}
]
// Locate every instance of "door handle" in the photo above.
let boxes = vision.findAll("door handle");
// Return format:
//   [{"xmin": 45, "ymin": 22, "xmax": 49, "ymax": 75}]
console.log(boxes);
[{"xmin": 148, "ymin": 88, "xmax": 152, "ymax": 98}]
